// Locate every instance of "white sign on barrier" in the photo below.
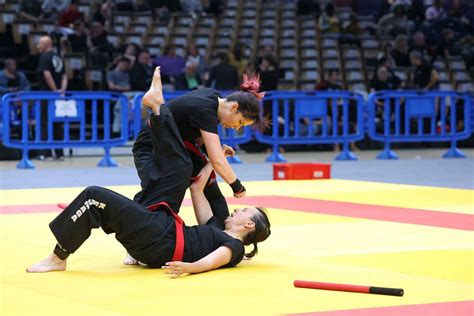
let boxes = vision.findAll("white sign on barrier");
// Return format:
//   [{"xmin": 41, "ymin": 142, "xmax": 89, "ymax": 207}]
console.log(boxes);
[{"xmin": 55, "ymin": 100, "xmax": 78, "ymax": 117}]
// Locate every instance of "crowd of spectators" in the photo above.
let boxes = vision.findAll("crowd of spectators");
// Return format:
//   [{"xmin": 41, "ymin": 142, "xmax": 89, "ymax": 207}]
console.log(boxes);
[{"xmin": 1, "ymin": 0, "xmax": 471, "ymax": 96}]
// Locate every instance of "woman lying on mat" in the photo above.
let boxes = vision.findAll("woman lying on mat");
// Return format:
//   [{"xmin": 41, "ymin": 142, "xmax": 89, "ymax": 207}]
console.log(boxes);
[{"xmin": 26, "ymin": 68, "xmax": 271, "ymax": 277}]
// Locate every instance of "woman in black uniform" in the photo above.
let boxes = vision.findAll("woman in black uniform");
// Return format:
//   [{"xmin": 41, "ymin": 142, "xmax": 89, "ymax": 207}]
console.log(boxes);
[
  {"xmin": 26, "ymin": 69, "xmax": 271, "ymax": 276},
  {"xmin": 136, "ymin": 71, "xmax": 268, "ymax": 226}
]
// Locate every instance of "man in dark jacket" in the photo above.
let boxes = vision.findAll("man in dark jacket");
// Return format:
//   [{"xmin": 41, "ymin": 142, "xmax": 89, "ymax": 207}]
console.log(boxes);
[
  {"xmin": 206, "ymin": 52, "xmax": 239, "ymax": 90},
  {"xmin": 130, "ymin": 50, "xmax": 153, "ymax": 91}
]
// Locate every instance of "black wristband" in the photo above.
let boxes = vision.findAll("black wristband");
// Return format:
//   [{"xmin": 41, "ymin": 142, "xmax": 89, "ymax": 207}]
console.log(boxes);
[{"xmin": 230, "ymin": 179, "xmax": 244, "ymax": 194}]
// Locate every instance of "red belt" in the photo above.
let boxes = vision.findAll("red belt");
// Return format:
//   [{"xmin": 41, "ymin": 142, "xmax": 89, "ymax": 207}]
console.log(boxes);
[
  {"xmin": 147, "ymin": 202, "xmax": 184, "ymax": 262},
  {"xmin": 184, "ymin": 141, "xmax": 217, "ymax": 184}
]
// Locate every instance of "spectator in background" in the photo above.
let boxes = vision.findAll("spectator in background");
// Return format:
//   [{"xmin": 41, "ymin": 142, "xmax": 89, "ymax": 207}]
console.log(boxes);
[
  {"xmin": 152, "ymin": 44, "xmax": 186, "ymax": 84},
  {"xmin": 315, "ymin": 69, "xmax": 342, "ymax": 90},
  {"xmin": 314, "ymin": 69, "xmax": 358, "ymax": 151},
  {"xmin": 392, "ymin": 34, "xmax": 411, "ymax": 67},
  {"xmin": 319, "ymin": 3, "xmax": 340, "ymax": 33},
  {"xmin": 229, "ymin": 43, "xmax": 248, "ymax": 77},
  {"xmin": 120, "ymin": 44, "xmax": 140, "ymax": 68},
  {"xmin": 459, "ymin": 34, "xmax": 474, "ymax": 72},
  {"xmin": 155, "ymin": 5, "xmax": 172, "ymax": 23},
  {"xmin": 0, "ymin": 59, "xmax": 31, "ymax": 95},
  {"xmin": 89, "ymin": 21, "xmax": 114, "ymax": 67},
  {"xmin": 409, "ymin": 31, "xmax": 430, "ymax": 60},
  {"xmin": 36, "ymin": 35, "xmax": 67, "ymax": 160},
  {"xmin": 370, "ymin": 66, "xmax": 404, "ymax": 133},
  {"xmin": 130, "ymin": 50, "xmax": 153, "ymax": 91},
  {"xmin": 258, "ymin": 54, "xmax": 279, "ymax": 124},
  {"xmin": 425, "ymin": 0, "xmax": 446, "ymax": 22},
  {"xmin": 107, "ymin": 57, "xmax": 131, "ymax": 93},
  {"xmin": 339, "ymin": 13, "xmax": 363, "ymax": 46},
  {"xmin": 408, "ymin": 50, "xmax": 439, "ymax": 90},
  {"xmin": 19, "ymin": 0, "xmax": 44, "ymax": 23},
  {"xmin": 437, "ymin": 28, "xmax": 459, "ymax": 58},
  {"xmin": 174, "ymin": 61, "xmax": 203, "ymax": 90},
  {"xmin": 107, "ymin": 57, "xmax": 131, "ymax": 136},
  {"xmin": 93, "ymin": 0, "xmax": 113, "ymax": 28},
  {"xmin": 370, "ymin": 66, "xmax": 402, "ymax": 92},
  {"xmin": 376, "ymin": 55, "xmax": 403, "ymax": 87},
  {"xmin": 186, "ymin": 43, "xmax": 209, "ymax": 81},
  {"xmin": 206, "ymin": 52, "xmax": 239, "ymax": 90},
  {"xmin": 254, "ymin": 45, "xmax": 276, "ymax": 71},
  {"xmin": 258, "ymin": 54, "xmax": 279, "ymax": 92},
  {"xmin": 377, "ymin": 4, "xmax": 411, "ymax": 36},
  {"xmin": 58, "ymin": 1, "xmax": 83, "ymax": 27},
  {"xmin": 61, "ymin": 20, "xmax": 89, "ymax": 54},
  {"xmin": 379, "ymin": 42, "xmax": 396, "ymax": 68}
]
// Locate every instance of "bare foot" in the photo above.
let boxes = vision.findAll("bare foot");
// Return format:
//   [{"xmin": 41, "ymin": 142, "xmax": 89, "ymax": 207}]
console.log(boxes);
[
  {"xmin": 26, "ymin": 253, "xmax": 66, "ymax": 273},
  {"xmin": 123, "ymin": 253, "xmax": 139, "ymax": 265},
  {"xmin": 142, "ymin": 66, "xmax": 164, "ymax": 115}
]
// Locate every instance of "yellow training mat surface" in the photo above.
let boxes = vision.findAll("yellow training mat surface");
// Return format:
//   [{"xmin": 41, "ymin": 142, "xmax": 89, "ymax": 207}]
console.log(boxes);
[{"xmin": 1, "ymin": 179, "xmax": 473, "ymax": 316}]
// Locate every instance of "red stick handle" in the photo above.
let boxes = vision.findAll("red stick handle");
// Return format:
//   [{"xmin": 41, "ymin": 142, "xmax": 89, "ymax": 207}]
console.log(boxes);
[
  {"xmin": 294, "ymin": 280, "xmax": 404, "ymax": 296},
  {"xmin": 294, "ymin": 280, "xmax": 370, "ymax": 293}
]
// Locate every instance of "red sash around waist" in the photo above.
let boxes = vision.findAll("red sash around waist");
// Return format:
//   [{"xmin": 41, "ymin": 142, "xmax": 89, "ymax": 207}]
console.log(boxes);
[
  {"xmin": 146, "ymin": 202, "xmax": 184, "ymax": 262},
  {"xmin": 184, "ymin": 141, "xmax": 217, "ymax": 184}
]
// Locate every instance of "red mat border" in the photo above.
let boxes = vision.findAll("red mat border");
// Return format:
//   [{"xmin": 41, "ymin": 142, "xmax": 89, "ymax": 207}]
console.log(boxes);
[
  {"xmin": 287, "ymin": 300, "xmax": 474, "ymax": 316},
  {"xmin": 1, "ymin": 195, "xmax": 472, "ymax": 231}
]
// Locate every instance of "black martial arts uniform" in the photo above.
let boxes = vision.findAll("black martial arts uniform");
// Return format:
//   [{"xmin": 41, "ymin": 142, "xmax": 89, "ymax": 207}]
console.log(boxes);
[
  {"xmin": 133, "ymin": 88, "xmax": 230, "ymax": 226},
  {"xmin": 50, "ymin": 108, "xmax": 244, "ymax": 267}
]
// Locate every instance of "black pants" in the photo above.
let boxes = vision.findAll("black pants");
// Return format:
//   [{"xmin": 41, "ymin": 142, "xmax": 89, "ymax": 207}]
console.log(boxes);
[
  {"xmin": 133, "ymin": 106, "xmax": 193, "ymax": 212},
  {"xmin": 51, "ymin": 186, "xmax": 175, "ymax": 266},
  {"xmin": 133, "ymin": 108, "xmax": 229, "ymax": 225},
  {"xmin": 39, "ymin": 100, "xmax": 64, "ymax": 158},
  {"xmin": 50, "ymin": 109, "xmax": 191, "ymax": 266}
]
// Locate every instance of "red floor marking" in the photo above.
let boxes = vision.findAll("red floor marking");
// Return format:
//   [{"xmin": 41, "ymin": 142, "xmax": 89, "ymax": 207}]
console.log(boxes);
[
  {"xmin": 288, "ymin": 300, "xmax": 474, "ymax": 316},
  {"xmin": 228, "ymin": 196, "xmax": 474, "ymax": 231},
  {"xmin": 1, "ymin": 196, "xmax": 473, "ymax": 231},
  {"xmin": 0, "ymin": 204, "xmax": 60, "ymax": 214}
]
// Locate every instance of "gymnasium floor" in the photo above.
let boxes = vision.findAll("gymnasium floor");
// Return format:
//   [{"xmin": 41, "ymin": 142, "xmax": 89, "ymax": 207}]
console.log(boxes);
[{"xmin": 1, "ymin": 149, "xmax": 473, "ymax": 315}]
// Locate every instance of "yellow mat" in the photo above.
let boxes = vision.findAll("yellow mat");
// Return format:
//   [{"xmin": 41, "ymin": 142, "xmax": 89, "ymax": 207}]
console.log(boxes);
[{"xmin": 1, "ymin": 180, "xmax": 473, "ymax": 316}]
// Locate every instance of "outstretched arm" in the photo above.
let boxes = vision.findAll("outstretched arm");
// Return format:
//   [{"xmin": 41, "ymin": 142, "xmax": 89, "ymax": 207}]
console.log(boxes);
[
  {"xmin": 189, "ymin": 162, "xmax": 215, "ymax": 225},
  {"xmin": 162, "ymin": 246, "xmax": 232, "ymax": 278},
  {"xmin": 189, "ymin": 144, "xmax": 236, "ymax": 224},
  {"xmin": 201, "ymin": 130, "xmax": 246, "ymax": 198}
]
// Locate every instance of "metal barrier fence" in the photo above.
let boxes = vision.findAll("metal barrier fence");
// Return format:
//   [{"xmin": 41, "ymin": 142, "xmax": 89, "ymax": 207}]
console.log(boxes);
[
  {"xmin": 255, "ymin": 91, "xmax": 365, "ymax": 162},
  {"xmin": 2, "ymin": 90, "xmax": 472, "ymax": 168},
  {"xmin": 2, "ymin": 91, "xmax": 129, "ymax": 169},
  {"xmin": 367, "ymin": 90, "xmax": 472, "ymax": 159}
]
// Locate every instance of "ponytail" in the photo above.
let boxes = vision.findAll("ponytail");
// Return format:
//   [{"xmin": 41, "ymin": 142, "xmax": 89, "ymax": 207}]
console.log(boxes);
[
  {"xmin": 240, "ymin": 72, "xmax": 265, "ymax": 100},
  {"xmin": 226, "ymin": 73, "xmax": 270, "ymax": 131},
  {"xmin": 245, "ymin": 242, "xmax": 258, "ymax": 259},
  {"xmin": 242, "ymin": 207, "xmax": 271, "ymax": 258}
]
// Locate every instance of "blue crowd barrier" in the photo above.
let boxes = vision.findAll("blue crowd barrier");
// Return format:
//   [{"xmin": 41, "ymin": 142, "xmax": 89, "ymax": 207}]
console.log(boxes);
[
  {"xmin": 2, "ymin": 91, "xmax": 129, "ymax": 169},
  {"xmin": 132, "ymin": 90, "xmax": 252, "ymax": 164},
  {"xmin": 367, "ymin": 90, "xmax": 472, "ymax": 159},
  {"xmin": 255, "ymin": 91, "xmax": 365, "ymax": 162}
]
